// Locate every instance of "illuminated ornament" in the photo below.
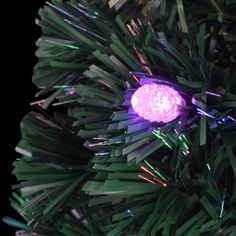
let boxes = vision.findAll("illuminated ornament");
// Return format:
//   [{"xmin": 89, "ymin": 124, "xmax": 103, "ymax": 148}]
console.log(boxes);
[{"xmin": 131, "ymin": 84, "xmax": 185, "ymax": 123}]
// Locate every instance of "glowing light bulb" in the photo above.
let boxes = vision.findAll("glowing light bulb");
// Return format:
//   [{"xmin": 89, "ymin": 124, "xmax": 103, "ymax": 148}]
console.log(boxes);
[{"xmin": 131, "ymin": 84, "xmax": 185, "ymax": 123}]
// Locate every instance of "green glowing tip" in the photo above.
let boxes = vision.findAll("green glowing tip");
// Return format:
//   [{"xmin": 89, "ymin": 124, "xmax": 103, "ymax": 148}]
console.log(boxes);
[
  {"xmin": 144, "ymin": 160, "xmax": 167, "ymax": 181},
  {"xmin": 164, "ymin": 142, "xmax": 172, "ymax": 149},
  {"xmin": 207, "ymin": 163, "xmax": 211, "ymax": 171},
  {"xmin": 183, "ymin": 151, "xmax": 187, "ymax": 156},
  {"xmin": 154, "ymin": 170, "xmax": 167, "ymax": 181},
  {"xmin": 68, "ymin": 45, "xmax": 80, "ymax": 49},
  {"xmin": 12, "ymin": 192, "xmax": 25, "ymax": 205},
  {"xmin": 53, "ymin": 85, "xmax": 70, "ymax": 89},
  {"xmin": 182, "ymin": 134, "xmax": 188, "ymax": 142},
  {"xmin": 94, "ymin": 12, "xmax": 99, "ymax": 15},
  {"xmin": 152, "ymin": 131, "xmax": 161, "ymax": 138},
  {"xmin": 45, "ymin": 40, "xmax": 79, "ymax": 49},
  {"xmin": 152, "ymin": 131, "xmax": 172, "ymax": 149},
  {"xmin": 183, "ymin": 142, "xmax": 189, "ymax": 150},
  {"xmin": 144, "ymin": 160, "xmax": 154, "ymax": 169}
]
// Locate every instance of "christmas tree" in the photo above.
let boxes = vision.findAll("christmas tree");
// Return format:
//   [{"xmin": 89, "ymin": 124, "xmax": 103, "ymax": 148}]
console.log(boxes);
[{"xmin": 3, "ymin": 0, "xmax": 236, "ymax": 235}]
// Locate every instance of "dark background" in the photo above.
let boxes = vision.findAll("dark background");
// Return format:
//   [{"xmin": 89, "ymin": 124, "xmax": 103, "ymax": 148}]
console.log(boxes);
[{"xmin": 1, "ymin": 1, "xmax": 46, "ymax": 235}]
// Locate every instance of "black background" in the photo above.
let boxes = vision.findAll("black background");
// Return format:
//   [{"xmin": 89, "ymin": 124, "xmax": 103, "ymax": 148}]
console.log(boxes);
[{"xmin": 1, "ymin": 1, "xmax": 46, "ymax": 235}]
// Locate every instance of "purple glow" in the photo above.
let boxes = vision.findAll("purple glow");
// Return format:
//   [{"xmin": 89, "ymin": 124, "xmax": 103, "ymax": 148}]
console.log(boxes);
[
  {"xmin": 127, "ymin": 209, "xmax": 135, "ymax": 217},
  {"xmin": 131, "ymin": 84, "xmax": 185, "ymax": 123},
  {"xmin": 65, "ymin": 87, "xmax": 76, "ymax": 95},
  {"xmin": 228, "ymin": 116, "xmax": 236, "ymax": 122},
  {"xmin": 206, "ymin": 91, "xmax": 221, "ymax": 97},
  {"xmin": 197, "ymin": 108, "xmax": 215, "ymax": 119}
]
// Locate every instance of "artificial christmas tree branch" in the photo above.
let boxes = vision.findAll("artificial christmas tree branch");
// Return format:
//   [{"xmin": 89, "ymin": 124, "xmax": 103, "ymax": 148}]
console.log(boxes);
[{"xmin": 4, "ymin": 0, "xmax": 236, "ymax": 235}]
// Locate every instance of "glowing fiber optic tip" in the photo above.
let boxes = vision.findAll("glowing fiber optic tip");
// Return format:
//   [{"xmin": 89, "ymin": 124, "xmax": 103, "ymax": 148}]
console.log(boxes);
[{"xmin": 131, "ymin": 84, "xmax": 185, "ymax": 123}]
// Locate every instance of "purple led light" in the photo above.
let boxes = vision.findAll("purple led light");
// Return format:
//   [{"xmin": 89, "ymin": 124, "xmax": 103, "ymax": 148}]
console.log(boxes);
[{"xmin": 131, "ymin": 84, "xmax": 185, "ymax": 123}]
